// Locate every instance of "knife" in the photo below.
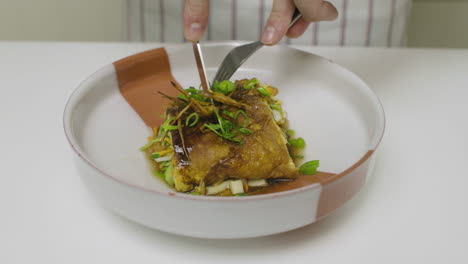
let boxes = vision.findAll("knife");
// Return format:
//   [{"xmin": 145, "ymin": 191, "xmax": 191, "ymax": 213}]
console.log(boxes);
[{"xmin": 192, "ymin": 41, "xmax": 210, "ymax": 92}]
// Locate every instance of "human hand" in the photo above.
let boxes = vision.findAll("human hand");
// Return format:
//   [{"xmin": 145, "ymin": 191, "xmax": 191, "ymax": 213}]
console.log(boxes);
[
  {"xmin": 183, "ymin": 0, "xmax": 338, "ymax": 44},
  {"xmin": 262, "ymin": 0, "xmax": 338, "ymax": 45}
]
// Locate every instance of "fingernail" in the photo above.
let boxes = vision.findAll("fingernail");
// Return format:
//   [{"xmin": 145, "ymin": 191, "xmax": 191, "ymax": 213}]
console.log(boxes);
[
  {"xmin": 261, "ymin": 26, "xmax": 276, "ymax": 44},
  {"xmin": 187, "ymin": 22, "xmax": 202, "ymax": 40},
  {"xmin": 324, "ymin": 6, "xmax": 338, "ymax": 21}
]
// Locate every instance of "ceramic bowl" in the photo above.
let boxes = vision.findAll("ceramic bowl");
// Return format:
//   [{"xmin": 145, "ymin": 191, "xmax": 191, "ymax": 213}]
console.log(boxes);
[{"xmin": 63, "ymin": 42, "xmax": 385, "ymax": 239}]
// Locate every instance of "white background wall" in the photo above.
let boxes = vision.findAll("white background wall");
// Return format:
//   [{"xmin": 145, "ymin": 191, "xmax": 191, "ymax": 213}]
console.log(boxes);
[
  {"xmin": 0, "ymin": 0, "xmax": 467, "ymax": 48},
  {"xmin": 0, "ymin": 0, "xmax": 126, "ymax": 42}
]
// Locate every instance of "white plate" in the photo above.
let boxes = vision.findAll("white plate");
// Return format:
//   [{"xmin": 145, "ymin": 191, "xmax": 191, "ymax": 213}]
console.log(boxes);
[{"xmin": 63, "ymin": 42, "xmax": 385, "ymax": 239}]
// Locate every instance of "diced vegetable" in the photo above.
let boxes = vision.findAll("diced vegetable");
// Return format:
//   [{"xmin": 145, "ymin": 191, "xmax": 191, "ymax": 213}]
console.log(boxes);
[
  {"xmin": 247, "ymin": 179, "xmax": 268, "ymax": 187},
  {"xmin": 206, "ymin": 181, "xmax": 231, "ymax": 195},
  {"xmin": 230, "ymin": 180, "xmax": 245, "ymax": 195},
  {"xmin": 154, "ymin": 155, "xmax": 172, "ymax": 163},
  {"xmin": 272, "ymin": 110, "xmax": 283, "ymax": 122}
]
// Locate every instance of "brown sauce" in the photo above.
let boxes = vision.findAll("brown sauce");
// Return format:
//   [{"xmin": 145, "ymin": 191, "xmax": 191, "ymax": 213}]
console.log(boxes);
[{"xmin": 251, "ymin": 172, "xmax": 335, "ymax": 195}]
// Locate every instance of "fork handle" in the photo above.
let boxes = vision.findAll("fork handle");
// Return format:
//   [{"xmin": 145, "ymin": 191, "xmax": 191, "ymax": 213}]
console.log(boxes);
[{"xmin": 289, "ymin": 8, "xmax": 302, "ymax": 28}]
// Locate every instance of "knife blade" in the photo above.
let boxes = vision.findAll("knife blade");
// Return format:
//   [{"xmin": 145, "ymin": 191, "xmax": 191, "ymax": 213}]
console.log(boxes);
[{"xmin": 192, "ymin": 41, "xmax": 210, "ymax": 92}]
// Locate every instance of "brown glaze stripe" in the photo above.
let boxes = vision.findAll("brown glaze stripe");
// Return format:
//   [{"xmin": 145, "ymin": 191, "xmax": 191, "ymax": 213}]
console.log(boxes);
[
  {"xmin": 252, "ymin": 172, "xmax": 335, "ymax": 195},
  {"xmin": 113, "ymin": 48, "xmax": 180, "ymax": 127},
  {"xmin": 316, "ymin": 150, "xmax": 374, "ymax": 219}
]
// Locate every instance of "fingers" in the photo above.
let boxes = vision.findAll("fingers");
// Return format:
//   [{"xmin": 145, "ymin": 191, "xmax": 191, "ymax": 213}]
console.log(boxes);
[
  {"xmin": 183, "ymin": 0, "xmax": 210, "ymax": 41},
  {"xmin": 261, "ymin": 0, "xmax": 296, "ymax": 45},
  {"xmin": 293, "ymin": 0, "xmax": 338, "ymax": 22},
  {"xmin": 286, "ymin": 17, "xmax": 310, "ymax": 38}
]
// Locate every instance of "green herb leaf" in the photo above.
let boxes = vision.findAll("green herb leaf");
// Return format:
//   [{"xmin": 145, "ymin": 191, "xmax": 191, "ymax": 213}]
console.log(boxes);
[
  {"xmin": 300, "ymin": 160, "xmax": 320, "ymax": 175},
  {"xmin": 185, "ymin": 87, "xmax": 198, "ymax": 94},
  {"xmin": 151, "ymin": 152, "xmax": 161, "ymax": 159},
  {"xmin": 288, "ymin": 137, "xmax": 306, "ymax": 149},
  {"xmin": 257, "ymin": 87, "xmax": 271, "ymax": 96},
  {"xmin": 186, "ymin": 112, "xmax": 200, "ymax": 127},
  {"xmin": 177, "ymin": 93, "xmax": 188, "ymax": 100}
]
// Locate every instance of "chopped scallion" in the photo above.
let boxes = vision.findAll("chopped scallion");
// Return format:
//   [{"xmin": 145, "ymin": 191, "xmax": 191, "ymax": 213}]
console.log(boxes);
[
  {"xmin": 161, "ymin": 117, "xmax": 178, "ymax": 131},
  {"xmin": 212, "ymin": 80, "xmax": 234, "ymax": 94},
  {"xmin": 238, "ymin": 127, "xmax": 253, "ymax": 135},
  {"xmin": 186, "ymin": 112, "xmax": 200, "ymax": 127},
  {"xmin": 300, "ymin": 160, "xmax": 320, "ymax": 175},
  {"xmin": 257, "ymin": 87, "xmax": 271, "ymax": 96},
  {"xmin": 140, "ymin": 139, "xmax": 157, "ymax": 151},
  {"xmin": 222, "ymin": 110, "xmax": 235, "ymax": 118},
  {"xmin": 288, "ymin": 137, "xmax": 306, "ymax": 149},
  {"xmin": 164, "ymin": 165, "xmax": 174, "ymax": 186},
  {"xmin": 243, "ymin": 78, "xmax": 259, "ymax": 90},
  {"xmin": 270, "ymin": 104, "xmax": 282, "ymax": 111},
  {"xmin": 286, "ymin": 129, "xmax": 296, "ymax": 137}
]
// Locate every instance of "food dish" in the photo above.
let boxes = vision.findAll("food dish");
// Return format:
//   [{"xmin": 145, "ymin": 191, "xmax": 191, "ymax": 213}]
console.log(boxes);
[
  {"xmin": 63, "ymin": 43, "xmax": 385, "ymax": 238},
  {"xmin": 141, "ymin": 78, "xmax": 319, "ymax": 196}
]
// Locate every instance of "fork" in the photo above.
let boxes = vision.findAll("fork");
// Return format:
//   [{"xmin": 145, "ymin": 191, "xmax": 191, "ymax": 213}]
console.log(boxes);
[{"xmin": 212, "ymin": 8, "xmax": 302, "ymax": 83}]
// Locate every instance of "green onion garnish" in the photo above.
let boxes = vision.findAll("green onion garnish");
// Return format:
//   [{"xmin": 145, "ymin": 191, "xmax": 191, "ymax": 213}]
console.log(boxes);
[
  {"xmin": 286, "ymin": 129, "xmax": 296, "ymax": 137},
  {"xmin": 234, "ymin": 110, "xmax": 247, "ymax": 119},
  {"xmin": 212, "ymin": 80, "xmax": 234, "ymax": 94},
  {"xmin": 222, "ymin": 110, "xmax": 235, "ymax": 118},
  {"xmin": 288, "ymin": 137, "xmax": 306, "ymax": 149},
  {"xmin": 238, "ymin": 128, "xmax": 253, "ymax": 135},
  {"xmin": 257, "ymin": 87, "xmax": 271, "ymax": 96},
  {"xmin": 161, "ymin": 160, "xmax": 172, "ymax": 168},
  {"xmin": 270, "ymin": 104, "xmax": 282, "ymax": 111},
  {"xmin": 164, "ymin": 165, "xmax": 174, "ymax": 186},
  {"xmin": 243, "ymin": 78, "xmax": 259, "ymax": 90},
  {"xmin": 300, "ymin": 160, "xmax": 320, "ymax": 175},
  {"xmin": 140, "ymin": 139, "xmax": 157, "ymax": 151},
  {"xmin": 153, "ymin": 170, "xmax": 165, "ymax": 180},
  {"xmin": 151, "ymin": 152, "xmax": 160, "ymax": 159},
  {"xmin": 161, "ymin": 117, "xmax": 178, "ymax": 131},
  {"xmin": 186, "ymin": 112, "xmax": 200, "ymax": 127}
]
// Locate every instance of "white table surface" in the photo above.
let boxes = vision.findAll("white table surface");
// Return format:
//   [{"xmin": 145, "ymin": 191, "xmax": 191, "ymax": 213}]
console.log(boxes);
[{"xmin": 1, "ymin": 42, "xmax": 467, "ymax": 263}]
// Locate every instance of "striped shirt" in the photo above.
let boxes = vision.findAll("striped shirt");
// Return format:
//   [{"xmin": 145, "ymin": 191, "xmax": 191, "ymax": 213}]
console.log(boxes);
[{"xmin": 127, "ymin": 0, "xmax": 412, "ymax": 47}]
